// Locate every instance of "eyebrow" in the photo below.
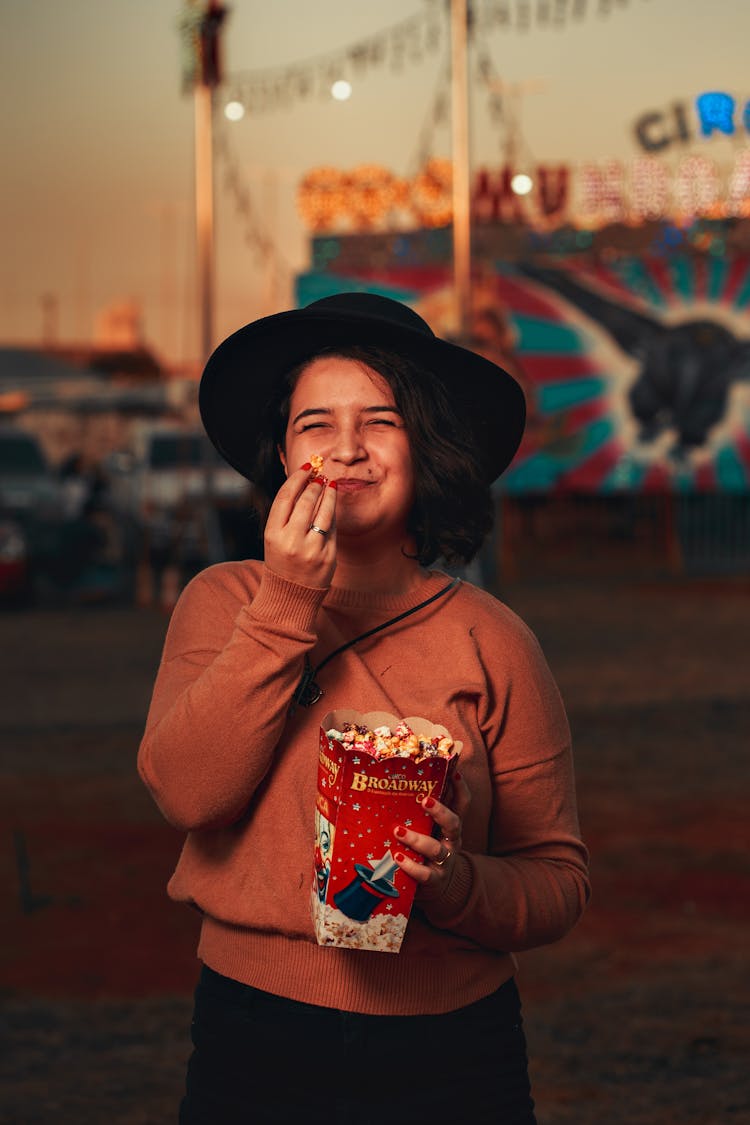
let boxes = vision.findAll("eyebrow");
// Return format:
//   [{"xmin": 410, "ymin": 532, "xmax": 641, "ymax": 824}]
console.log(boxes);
[{"xmin": 291, "ymin": 406, "xmax": 402, "ymax": 426}]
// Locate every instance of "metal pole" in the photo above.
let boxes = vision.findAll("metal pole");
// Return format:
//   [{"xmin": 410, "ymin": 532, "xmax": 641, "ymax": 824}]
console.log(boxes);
[
  {"xmin": 450, "ymin": 0, "xmax": 472, "ymax": 337},
  {"xmin": 194, "ymin": 81, "xmax": 215, "ymax": 362}
]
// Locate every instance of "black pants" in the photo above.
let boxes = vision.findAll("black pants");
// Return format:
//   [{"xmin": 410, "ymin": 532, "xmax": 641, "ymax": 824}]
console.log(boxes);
[{"xmin": 180, "ymin": 966, "xmax": 537, "ymax": 1124}]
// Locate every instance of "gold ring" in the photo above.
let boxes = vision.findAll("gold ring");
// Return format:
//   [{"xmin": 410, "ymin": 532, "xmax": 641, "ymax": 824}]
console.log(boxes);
[
  {"xmin": 309, "ymin": 524, "xmax": 328, "ymax": 537},
  {"xmin": 433, "ymin": 849, "xmax": 452, "ymax": 867}
]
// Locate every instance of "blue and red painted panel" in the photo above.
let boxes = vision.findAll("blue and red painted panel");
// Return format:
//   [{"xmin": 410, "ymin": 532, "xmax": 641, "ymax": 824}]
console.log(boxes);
[{"xmin": 296, "ymin": 252, "xmax": 750, "ymax": 494}]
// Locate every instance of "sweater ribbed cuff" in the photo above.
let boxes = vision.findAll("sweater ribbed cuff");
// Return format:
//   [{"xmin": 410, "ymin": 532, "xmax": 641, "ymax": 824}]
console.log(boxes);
[
  {"xmin": 417, "ymin": 852, "xmax": 474, "ymax": 929},
  {"xmin": 241, "ymin": 567, "xmax": 329, "ymax": 635}
]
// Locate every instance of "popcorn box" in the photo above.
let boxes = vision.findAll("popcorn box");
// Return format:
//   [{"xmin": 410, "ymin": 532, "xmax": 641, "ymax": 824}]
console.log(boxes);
[{"xmin": 311, "ymin": 709, "xmax": 461, "ymax": 953}]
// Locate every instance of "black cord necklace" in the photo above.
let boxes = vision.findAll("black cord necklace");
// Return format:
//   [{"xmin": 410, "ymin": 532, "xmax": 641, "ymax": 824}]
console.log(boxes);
[{"xmin": 291, "ymin": 577, "xmax": 461, "ymax": 711}]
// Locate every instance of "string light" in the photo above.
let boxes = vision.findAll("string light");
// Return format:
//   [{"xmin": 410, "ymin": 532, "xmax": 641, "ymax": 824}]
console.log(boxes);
[
  {"xmin": 214, "ymin": 122, "xmax": 291, "ymax": 273},
  {"xmin": 224, "ymin": 99, "xmax": 245, "ymax": 121},
  {"xmin": 331, "ymin": 80, "xmax": 352, "ymax": 101},
  {"xmin": 221, "ymin": 7, "xmax": 443, "ymax": 115},
  {"xmin": 214, "ymin": 0, "xmax": 646, "ymax": 119}
]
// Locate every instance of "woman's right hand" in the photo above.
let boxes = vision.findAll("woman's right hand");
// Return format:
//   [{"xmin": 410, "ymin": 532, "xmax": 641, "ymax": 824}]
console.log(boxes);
[{"xmin": 263, "ymin": 465, "xmax": 338, "ymax": 588}]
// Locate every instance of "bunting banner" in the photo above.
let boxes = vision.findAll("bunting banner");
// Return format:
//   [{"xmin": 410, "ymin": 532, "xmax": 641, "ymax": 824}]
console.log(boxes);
[{"xmin": 214, "ymin": 0, "xmax": 646, "ymax": 114}]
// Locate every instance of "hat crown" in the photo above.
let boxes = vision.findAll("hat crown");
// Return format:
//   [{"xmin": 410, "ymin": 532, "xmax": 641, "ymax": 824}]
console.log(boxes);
[
  {"xmin": 200, "ymin": 290, "xmax": 525, "ymax": 486},
  {"xmin": 307, "ymin": 292, "xmax": 435, "ymax": 339}
]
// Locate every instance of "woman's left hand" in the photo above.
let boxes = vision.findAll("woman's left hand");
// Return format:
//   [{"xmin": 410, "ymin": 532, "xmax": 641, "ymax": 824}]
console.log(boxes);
[{"xmin": 392, "ymin": 770, "xmax": 471, "ymax": 892}]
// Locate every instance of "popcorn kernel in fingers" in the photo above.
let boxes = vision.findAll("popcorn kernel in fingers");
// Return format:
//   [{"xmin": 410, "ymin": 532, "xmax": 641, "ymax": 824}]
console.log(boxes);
[{"xmin": 309, "ymin": 454, "xmax": 324, "ymax": 476}]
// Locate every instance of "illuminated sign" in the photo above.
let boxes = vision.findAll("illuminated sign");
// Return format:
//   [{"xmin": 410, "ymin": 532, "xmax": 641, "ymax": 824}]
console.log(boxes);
[
  {"xmin": 298, "ymin": 150, "xmax": 750, "ymax": 233},
  {"xmin": 635, "ymin": 92, "xmax": 750, "ymax": 152}
]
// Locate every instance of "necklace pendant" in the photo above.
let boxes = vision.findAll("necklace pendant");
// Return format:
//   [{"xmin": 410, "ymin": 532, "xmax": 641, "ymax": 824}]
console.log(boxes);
[
  {"xmin": 300, "ymin": 680, "xmax": 324, "ymax": 707},
  {"xmin": 293, "ymin": 662, "xmax": 324, "ymax": 709}
]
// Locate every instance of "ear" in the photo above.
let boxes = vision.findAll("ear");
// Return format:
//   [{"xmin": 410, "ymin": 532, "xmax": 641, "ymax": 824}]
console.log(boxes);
[{"xmin": 277, "ymin": 443, "xmax": 288, "ymax": 478}]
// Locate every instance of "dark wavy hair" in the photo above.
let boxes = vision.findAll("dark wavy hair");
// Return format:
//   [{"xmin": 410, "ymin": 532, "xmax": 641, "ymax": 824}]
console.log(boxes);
[{"xmin": 252, "ymin": 344, "xmax": 493, "ymax": 566}]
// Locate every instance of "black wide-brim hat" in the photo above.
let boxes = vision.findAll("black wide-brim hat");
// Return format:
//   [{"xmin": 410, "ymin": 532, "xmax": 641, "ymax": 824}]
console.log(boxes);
[{"xmin": 199, "ymin": 292, "xmax": 526, "ymax": 487}]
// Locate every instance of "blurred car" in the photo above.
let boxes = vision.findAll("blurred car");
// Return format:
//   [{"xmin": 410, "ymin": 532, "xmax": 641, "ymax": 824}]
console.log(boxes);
[
  {"xmin": 106, "ymin": 424, "xmax": 256, "ymax": 586},
  {"xmin": 0, "ymin": 427, "xmax": 61, "ymax": 519},
  {"xmin": 0, "ymin": 428, "xmax": 65, "ymax": 602},
  {"xmin": 0, "ymin": 517, "xmax": 30, "ymax": 601},
  {"xmin": 107, "ymin": 423, "xmax": 248, "ymax": 513}
]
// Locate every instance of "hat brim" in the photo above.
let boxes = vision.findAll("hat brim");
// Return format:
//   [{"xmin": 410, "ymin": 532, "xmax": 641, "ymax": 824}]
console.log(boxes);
[{"xmin": 199, "ymin": 305, "xmax": 526, "ymax": 486}]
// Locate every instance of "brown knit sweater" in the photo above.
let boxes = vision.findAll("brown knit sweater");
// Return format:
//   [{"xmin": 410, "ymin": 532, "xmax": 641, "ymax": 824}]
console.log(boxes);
[{"xmin": 138, "ymin": 561, "xmax": 589, "ymax": 1015}]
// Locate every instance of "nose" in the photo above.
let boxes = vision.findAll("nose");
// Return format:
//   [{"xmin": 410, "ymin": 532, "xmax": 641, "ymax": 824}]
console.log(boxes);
[{"xmin": 329, "ymin": 423, "xmax": 366, "ymax": 466}]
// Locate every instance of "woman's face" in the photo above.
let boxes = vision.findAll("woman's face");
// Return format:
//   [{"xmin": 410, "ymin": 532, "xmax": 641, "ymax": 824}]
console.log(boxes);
[{"xmin": 280, "ymin": 355, "xmax": 415, "ymax": 545}]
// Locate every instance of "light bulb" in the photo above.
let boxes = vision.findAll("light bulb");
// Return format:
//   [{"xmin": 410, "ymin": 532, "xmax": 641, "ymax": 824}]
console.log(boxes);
[
  {"xmin": 224, "ymin": 100, "xmax": 245, "ymax": 122},
  {"xmin": 511, "ymin": 173, "xmax": 533, "ymax": 196},
  {"xmin": 331, "ymin": 80, "xmax": 352, "ymax": 102}
]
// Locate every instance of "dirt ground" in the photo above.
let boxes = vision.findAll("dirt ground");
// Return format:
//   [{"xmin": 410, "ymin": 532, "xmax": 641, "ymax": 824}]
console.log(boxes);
[{"xmin": 1, "ymin": 575, "xmax": 748, "ymax": 1124}]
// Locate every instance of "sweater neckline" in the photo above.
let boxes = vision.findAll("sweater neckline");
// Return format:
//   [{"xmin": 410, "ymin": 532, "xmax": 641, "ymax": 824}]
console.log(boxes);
[{"xmin": 322, "ymin": 569, "xmax": 453, "ymax": 614}]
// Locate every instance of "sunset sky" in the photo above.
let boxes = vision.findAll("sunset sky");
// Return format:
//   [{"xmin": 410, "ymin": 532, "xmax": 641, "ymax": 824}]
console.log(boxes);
[{"xmin": 2, "ymin": 0, "xmax": 749, "ymax": 367}]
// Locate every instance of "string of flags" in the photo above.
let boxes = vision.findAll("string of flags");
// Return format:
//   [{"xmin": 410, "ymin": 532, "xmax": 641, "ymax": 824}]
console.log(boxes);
[{"xmin": 206, "ymin": 0, "xmax": 646, "ymax": 111}]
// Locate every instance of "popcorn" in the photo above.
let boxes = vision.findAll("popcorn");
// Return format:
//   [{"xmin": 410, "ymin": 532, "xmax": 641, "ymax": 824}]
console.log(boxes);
[
  {"xmin": 311, "ymin": 709, "xmax": 461, "ymax": 953},
  {"xmin": 315, "ymin": 902, "xmax": 407, "ymax": 953},
  {"xmin": 309, "ymin": 454, "xmax": 324, "ymax": 476},
  {"xmin": 326, "ymin": 720, "xmax": 455, "ymax": 764}
]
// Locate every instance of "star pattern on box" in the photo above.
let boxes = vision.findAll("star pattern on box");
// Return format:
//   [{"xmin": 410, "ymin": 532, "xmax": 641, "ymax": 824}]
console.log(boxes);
[{"xmin": 315, "ymin": 718, "xmax": 458, "ymax": 952}]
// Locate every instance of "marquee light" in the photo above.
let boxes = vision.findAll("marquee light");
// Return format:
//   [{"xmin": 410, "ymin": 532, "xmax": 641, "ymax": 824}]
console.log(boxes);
[
  {"xmin": 296, "ymin": 149, "xmax": 750, "ymax": 233},
  {"xmin": 630, "ymin": 157, "xmax": 670, "ymax": 220},
  {"xmin": 511, "ymin": 173, "xmax": 534, "ymax": 196},
  {"xmin": 674, "ymin": 154, "xmax": 721, "ymax": 219}
]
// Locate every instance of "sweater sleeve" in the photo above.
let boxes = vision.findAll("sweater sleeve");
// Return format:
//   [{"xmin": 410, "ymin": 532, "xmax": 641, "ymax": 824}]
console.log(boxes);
[
  {"xmin": 418, "ymin": 612, "xmax": 590, "ymax": 952},
  {"xmin": 137, "ymin": 563, "xmax": 328, "ymax": 832}
]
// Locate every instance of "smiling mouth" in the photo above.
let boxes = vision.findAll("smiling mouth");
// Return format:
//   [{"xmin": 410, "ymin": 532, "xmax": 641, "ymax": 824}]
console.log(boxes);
[{"xmin": 334, "ymin": 478, "xmax": 373, "ymax": 493}]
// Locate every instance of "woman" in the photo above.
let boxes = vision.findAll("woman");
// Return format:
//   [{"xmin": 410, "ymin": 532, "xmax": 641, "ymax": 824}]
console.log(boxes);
[{"xmin": 138, "ymin": 292, "xmax": 590, "ymax": 1124}]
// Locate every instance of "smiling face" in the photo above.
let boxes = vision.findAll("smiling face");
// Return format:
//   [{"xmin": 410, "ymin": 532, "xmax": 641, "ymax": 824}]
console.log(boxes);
[{"xmin": 279, "ymin": 355, "xmax": 415, "ymax": 549}]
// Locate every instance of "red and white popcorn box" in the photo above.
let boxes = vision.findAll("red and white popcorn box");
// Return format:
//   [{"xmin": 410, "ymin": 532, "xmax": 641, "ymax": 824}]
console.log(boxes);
[{"xmin": 311, "ymin": 709, "xmax": 461, "ymax": 953}]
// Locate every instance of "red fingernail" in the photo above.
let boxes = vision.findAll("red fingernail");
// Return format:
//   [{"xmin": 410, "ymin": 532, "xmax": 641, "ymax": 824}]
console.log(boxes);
[
  {"xmin": 311, "ymin": 475, "xmax": 326, "ymax": 486},
  {"xmin": 328, "ymin": 479, "xmax": 337, "ymax": 490},
  {"xmin": 394, "ymin": 852, "xmax": 405, "ymax": 864},
  {"xmin": 423, "ymin": 797, "xmax": 436, "ymax": 810},
  {"xmin": 301, "ymin": 462, "xmax": 312, "ymax": 471},
  {"xmin": 394, "ymin": 824, "xmax": 406, "ymax": 838}
]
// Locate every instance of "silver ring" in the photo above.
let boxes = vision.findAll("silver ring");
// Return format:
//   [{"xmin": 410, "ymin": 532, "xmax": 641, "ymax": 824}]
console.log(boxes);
[
  {"xmin": 309, "ymin": 524, "xmax": 328, "ymax": 537},
  {"xmin": 433, "ymin": 848, "xmax": 452, "ymax": 868}
]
